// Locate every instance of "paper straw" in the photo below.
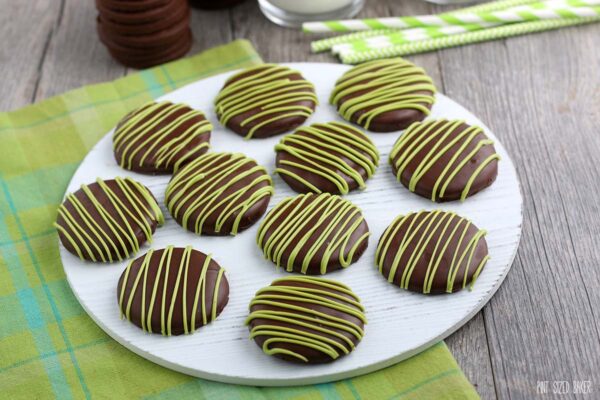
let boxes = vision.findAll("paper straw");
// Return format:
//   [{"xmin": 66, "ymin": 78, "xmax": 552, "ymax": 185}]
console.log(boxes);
[
  {"xmin": 310, "ymin": 0, "xmax": 543, "ymax": 52},
  {"xmin": 306, "ymin": 0, "xmax": 597, "ymax": 33},
  {"xmin": 333, "ymin": 5, "xmax": 600, "ymax": 55},
  {"xmin": 339, "ymin": 16, "xmax": 600, "ymax": 63}
]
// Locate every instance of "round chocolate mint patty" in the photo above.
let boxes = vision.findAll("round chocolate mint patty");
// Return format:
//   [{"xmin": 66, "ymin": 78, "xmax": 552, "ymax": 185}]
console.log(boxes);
[
  {"xmin": 389, "ymin": 119, "xmax": 500, "ymax": 202},
  {"xmin": 375, "ymin": 210, "xmax": 490, "ymax": 294},
  {"xmin": 165, "ymin": 152, "xmax": 274, "ymax": 235},
  {"xmin": 330, "ymin": 58, "xmax": 436, "ymax": 132},
  {"xmin": 214, "ymin": 64, "xmax": 318, "ymax": 139},
  {"xmin": 113, "ymin": 101, "xmax": 211, "ymax": 174},
  {"xmin": 257, "ymin": 193, "xmax": 369, "ymax": 275},
  {"xmin": 117, "ymin": 246, "xmax": 229, "ymax": 336},
  {"xmin": 246, "ymin": 276, "xmax": 366, "ymax": 364},
  {"xmin": 55, "ymin": 177, "xmax": 164, "ymax": 262},
  {"xmin": 275, "ymin": 121, "xmax": 380, "ymax": 195}
]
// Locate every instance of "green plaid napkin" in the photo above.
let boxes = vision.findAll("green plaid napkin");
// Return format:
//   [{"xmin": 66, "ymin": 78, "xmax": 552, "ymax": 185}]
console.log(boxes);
[{"xmin": 0, "ymin": 39, "xmax": 479, "ymax": 400}]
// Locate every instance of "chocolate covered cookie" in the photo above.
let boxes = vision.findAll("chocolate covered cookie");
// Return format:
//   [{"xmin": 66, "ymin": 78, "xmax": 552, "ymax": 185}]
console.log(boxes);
[
  {"xmin": 113, "ymin": 101, "xmax": 212, "ymax": 174},
  {"xmin": 214, "ymin": 64, "xmax": 318, "ymax": 139},
  {"xmin": 330, "ymin": 58, "xmax": 436, "ymax": 132},
  {"xmin": 246, "ymin": 276, "xmax": 366, "ymax": 364},
  {"xmin": 95, "ymin": 0, "xmax": 192, "ymax": 68},
  {"xmin": 165, "ymin": 152, "xmax": 274, "ymax": 235},
  {"xmin": 257, "ymin": 193, "xmax": 369, "ymax": 275},
  {"xmin": 375, "ymin": 210, "xmax": 490, "ymax": 294},
  {"xmin": 275, "ymin": 122, "xmax": 379, "ymax": 195},
  {"xmin": 55, "ymin": 177, "xmax": 164, "ymax": 262},
  {"xmin": 389, "ymin": 119, "xmax": 500, "ymax": 202},
  {"xmin": 118, "ymin": 246, "xmax": 229, "ymax": 335}
]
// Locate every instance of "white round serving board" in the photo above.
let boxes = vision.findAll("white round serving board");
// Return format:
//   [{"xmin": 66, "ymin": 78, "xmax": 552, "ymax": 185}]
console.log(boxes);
[{"xmin": 60, "ymin": 63, "xmax": 522, "ymax": 386}]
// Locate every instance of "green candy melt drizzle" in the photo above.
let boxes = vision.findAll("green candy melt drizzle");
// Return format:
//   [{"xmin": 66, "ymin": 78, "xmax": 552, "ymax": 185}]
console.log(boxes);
[
  {"xmin": 330, "ymin": 58, "xmax": 436, "ymax": 130},
  {"xmin": 118, "ymin": 246, "xmax": 225, "ymax": 336},
  {"xmin": 113, "ymin": 101, "xmax": 212, "ymax": 171},
  {"xmin": 275, "ymin": 121, "xmax": 380, "ymax": 195},
  {"xmin": 256, "ymin": 193, "xmax": 369, "ymax": 274},
  {"xmin": 245, "ymin": 276, "xmax": 366, "ymax": 363},
  {"xmin": 375, "ymin": 210, "xmax": 489, "ymax": 294},
  {"xmin": 54, "ymin": 177, "xmax": 164, "ymax": 262},
  {"xmin": 214, "ymin": 64, "xmax": 318, "ymax": 139},
  {"xmin": 166, "ymin": 152, "xmax": 274, "ymax": 235},
  {"xmin": 389, "ymin": 119, "xmax": 501, "ymax": 202}
]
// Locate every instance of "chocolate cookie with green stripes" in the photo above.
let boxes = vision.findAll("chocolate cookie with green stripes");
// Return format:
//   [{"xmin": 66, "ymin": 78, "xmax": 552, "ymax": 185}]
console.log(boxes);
[
  {"xmin": 113, "ymin": 101, "xmax": 212, "ymax": 174},
  {"xmin": 389, "ymin": 119, "xmax": 500, "ymax": 202},
  {"xmin": 330, "ymin": 58, "xmax": 436, "ymax": 132},
  {"xmin": 165, "ymin": 152, "xmax": 274, "ymax": 235},
  {"xmin": 117, "ymin": 246, "xmax": 229, "ymax": 336},
  {"xmin": 376, "ymin": 210, "xmax": 490, "ymax": 294},
  {"xmin": 54, "ymin": 177, "xmax": 164, "ymax": 262},
  {"xmin": 246, "ymin": 276, "xmax": 366, "ymax": 364},
  {"xmin": 256, "ymin": 193, "xmax": 369, "ymax": 275},
  {"xmin": 214, "ymin": 64, "xmax": 318, "ymax": 139},
  {"xmin": 275, "ymin": 122, "xmax": 379, "ymax": 195}
]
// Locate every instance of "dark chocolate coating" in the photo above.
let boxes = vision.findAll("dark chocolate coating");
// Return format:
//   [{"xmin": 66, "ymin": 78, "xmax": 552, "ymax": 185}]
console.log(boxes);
[
  {"xmin": 215, "ymin": 65, "xmax": 317, "ymax": 139},
  {"xmin": 332, "ymin": 59, "xmax": 436, "ymax": 132},
  {"xmin": 390, "ymin": 120, "xmax": 499, "ymax": 202},
  {"xmin": 257, "ymin": 193, "xmax": 369, "ymax": 274},
  {"xmin": 165, "ymin": 152, "xmax": 273, "ymax": 235},
  {"xmin": 95, "ymin": 0, "xmax": 191, "ymax": 69},
  {"xmin": 117, "ymin": 247, "xmax": 229, "ymax": 335},
  {"xmin": 96, "ymin": 6, "xmax": 189, "ymax": 36},
  {"xmin": 97, "ymin": 17, "xmax": 190, "ymax": 50},
  {"xmin": 104, "ymin": 31, "xmax": 192, "ymax": 69},
  {"xmin": 96, "ymin": 0, "xmax": 187, "ymax": 25},
  {"xmin": 247, "ymin": 277, "xmax": 365, "ymax": 364},
  {"xmin": 376, "ymin": 211, "xmax": 489, "ymax": 294},
  {"xmin": 55, "ymin": 178, "xmax": 161, "ymax": 262},
  {"xmin": 275, "ymin": 122, "xmax": 379, "ymax": 195},
  {"xmin": 113, "ymin": 101, "xmax": 211, "ymax": 174},
  {"xmin": 97, "ymin": 0, "xmax": 171, "ymax": 12}
]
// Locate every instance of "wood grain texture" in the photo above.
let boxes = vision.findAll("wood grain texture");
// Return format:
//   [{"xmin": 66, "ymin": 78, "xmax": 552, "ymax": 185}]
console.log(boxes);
[
  {"xmin": 435, "ymin": 18, "xmax": 600, "ymax": 399},
  {"xmin": 0, "ymin": 0, "xmax": 63, "ymax": 110},
  {"xmin": 1, "ymin": 0, "xmax": 599, "ymax": 397}
]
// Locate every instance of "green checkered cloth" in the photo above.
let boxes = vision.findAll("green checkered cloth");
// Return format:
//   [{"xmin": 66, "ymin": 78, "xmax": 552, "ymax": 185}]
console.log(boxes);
[{"xmin": 0, "ymin": 39, "xmax": 479, "ymax": 400}]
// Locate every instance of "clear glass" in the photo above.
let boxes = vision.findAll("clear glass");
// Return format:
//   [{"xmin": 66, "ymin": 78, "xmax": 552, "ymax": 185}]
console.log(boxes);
[{"xmin": 258, "ymin": 0, "xmax": 365, "ymax": 28}]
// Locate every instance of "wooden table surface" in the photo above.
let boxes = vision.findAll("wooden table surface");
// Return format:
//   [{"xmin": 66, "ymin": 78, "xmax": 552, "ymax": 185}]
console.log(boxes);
[{"xmin": 1, "ymin": 1, "xmax": 599, "ymax": 399}]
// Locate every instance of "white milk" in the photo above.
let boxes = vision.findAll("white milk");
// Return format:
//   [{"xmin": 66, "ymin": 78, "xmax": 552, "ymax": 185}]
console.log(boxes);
[{"xmin": 266, "ymin": 0, "xmax": 355, "ymax": 14}]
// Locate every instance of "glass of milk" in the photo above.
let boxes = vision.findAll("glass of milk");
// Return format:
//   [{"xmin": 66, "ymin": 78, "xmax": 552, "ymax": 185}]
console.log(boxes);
[{"xmin": 259, "ymin": 0, "xmax": 365, "ymax": 28}]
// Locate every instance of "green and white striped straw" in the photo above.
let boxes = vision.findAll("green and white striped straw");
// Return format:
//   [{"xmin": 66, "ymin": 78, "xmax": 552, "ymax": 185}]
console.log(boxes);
[
  {"xmin": 305, "ymin": 0, "xmax": 595, "ymax": 32},
  {"xmin": 332, "ymin": 4, "xmax": 600, "ymax": 55},
  {"xmin": 339, "ymin": 16, "xmax": 600, "ymax": 63},
  {"xmin": 310, "ymin": 0, "xmax": 542, "ymax": 52}
]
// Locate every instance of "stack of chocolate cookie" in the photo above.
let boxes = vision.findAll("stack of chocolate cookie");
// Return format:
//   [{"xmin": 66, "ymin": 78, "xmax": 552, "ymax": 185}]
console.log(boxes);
[{"xmin": 96, "ymin": 0, "xmax": 192, "ymax": 69}]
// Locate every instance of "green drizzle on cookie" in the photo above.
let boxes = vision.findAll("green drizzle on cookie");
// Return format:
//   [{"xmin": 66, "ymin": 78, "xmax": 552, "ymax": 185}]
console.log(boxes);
[
  {"xmin": 214, "ymin": 64, "xmax": 318, "ymax": 139},
  {"xmin": 257, "ymin": 193, "xmax": 370, "ymax": 274},
  {"xmin": 246, "ymin": 276, "xmax": 366, "ymax": 363},
  {"xmin": 330, "ymin": 58, "xmax": 436, "ymax": 130},
  {"xmin": 165, "ymin": 152, "xmax": 274, "ymax": 235},
  {"xmin": 118, "ymin": 246, "xmax": 226, "ymax": 336},
  {"xmin": 375, "ymin": 210, "xmax": 490, "ymax": 294},
  {"xmin": 113, "ymin": 101, "xmax": 212, "ymax": 172},
  {"xmin": 275, "ymin": 121, "xmax": 379, "ymax": 194},
  {"xmin": 389, "ymin": 119, "xmax": 501, "ymax": 202},
  {"xmin": 54, "ymin": 177, "xmax": 163, "ymax": 262}
]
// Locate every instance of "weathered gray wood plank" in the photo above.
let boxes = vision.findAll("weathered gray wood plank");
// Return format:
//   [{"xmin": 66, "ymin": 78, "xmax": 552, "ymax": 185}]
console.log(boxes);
[
  {"xmin": 33, "ymin": 0, "xmax": 127, "ymax": 102},
  {"xmin": 437, "ymin": 23, "xmax": 600, "ymax": 400},
  {"xmin": 0, "ymin": 0, "xmax": 63, "ymax": 111}
]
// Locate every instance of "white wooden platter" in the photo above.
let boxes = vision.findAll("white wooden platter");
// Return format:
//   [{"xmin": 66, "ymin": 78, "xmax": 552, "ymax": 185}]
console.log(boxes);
[{"xmin": 59, "ymin": 63, "xmax": 523, "ymax": 386}]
